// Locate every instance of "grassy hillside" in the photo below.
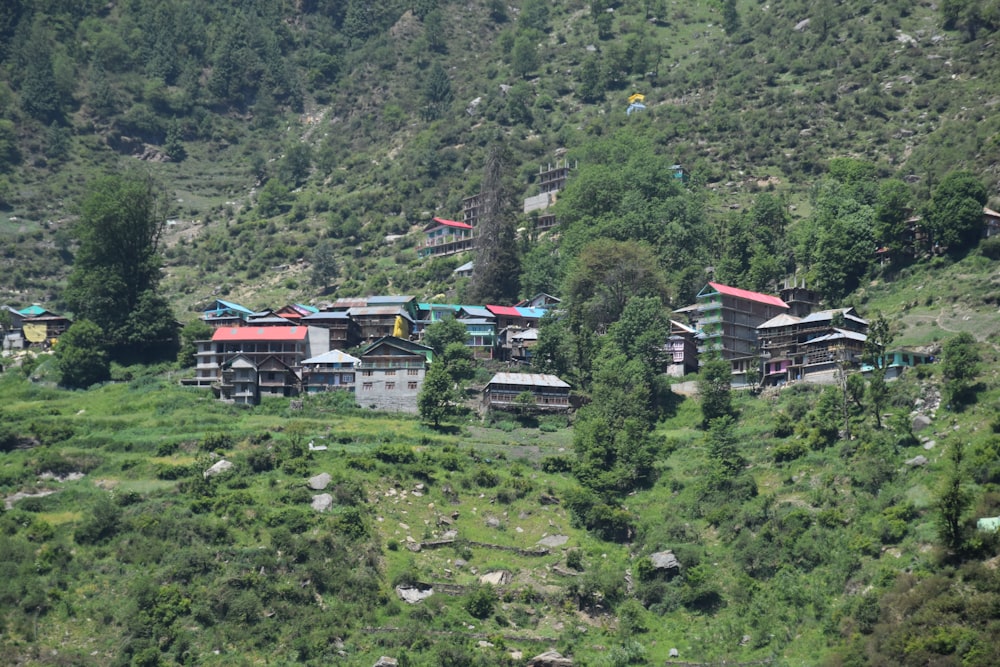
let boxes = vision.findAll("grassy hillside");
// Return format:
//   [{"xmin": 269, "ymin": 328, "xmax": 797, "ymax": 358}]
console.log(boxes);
[
  {"xmin": 2, "ymin": 337, "xmax": 1000, "ymax": 665},
  {"xmin": 1, "ymin": 0, "xmax": 999, "ymax": 312}
]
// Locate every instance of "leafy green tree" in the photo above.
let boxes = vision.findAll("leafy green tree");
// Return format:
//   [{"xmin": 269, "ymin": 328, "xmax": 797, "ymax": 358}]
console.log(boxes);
[
  {"xmin": 256, "ymin": 178, "xmax": 291, "ymax": 217},
  {"xmin": 698, "ymin": 355, "xmax": 733, "ymax": 428},
  {"xmin": 65, "ymin": 174, "xmax": 177, "ymax": 362},
  {"xmin": 863, "ymin": 314, "xmax": 894, "ymax": 428},
  {"xmin": 927, "ymin": 171, "xmax": 988, "ymax": 254},
  {"xmin": 873, "ymin": 179, "xmax": 913, "ymax": 263},
  {"xmin": 576, "ymin": 54, "xmax": 604, "ymax": 101},
  {"xmin": 936, "ymin": 442, "xmax": 971, "ymax": 554},
  {"xmin": 519, "ymin": 0, "xmax": 550, "ymax": 32},
  {"xmin": 705, "ymin": 415, "xmax": 748, "ymax": 491},
  {"xmin": 417, "ymin": 361, "xmax": 460, "ymax": 427},
  {"xmin": 505, "ymin": 80, "xmax": 533, "ymax": 124},
  {"xmin": 19, "ymin": 22, "xmax": 64, "ymax": 122},
  {"xmin": 606, "ymin": 296, "xmax": 670, "ymax": 369},
  {"xmin": 0, "ymin": 119, "xmax": 20, "ymax": 172},
  {"xmin": 421, "ymin": 62, "xmax": 452, "ymax": 120},
  {"xmin": 721, "ymin": 0, "xmax": 740, "ymax": 34},
  {"xmin": 55, "ymin": 319, "xmax": 110, "ymax": 389},
  {"xmin": 511, "ymin": 35, "xmax": 539, "ymax": 78},
  {"xmin": 310, "ymin": 239, "xmax": 338, "ymax": 290},
  {"xmin": 942, "ymin": 332, "xmax": 981, "ymax": 410},
  {"xmin": 422, "ymin": 317, "xmax": 468, "ymax": 356}
]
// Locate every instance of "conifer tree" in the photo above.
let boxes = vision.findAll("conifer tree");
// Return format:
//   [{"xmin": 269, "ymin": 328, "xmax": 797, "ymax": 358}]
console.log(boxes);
[{"xmin": 468, "ymin": 145, "xmax": 519, "ymax": 304}]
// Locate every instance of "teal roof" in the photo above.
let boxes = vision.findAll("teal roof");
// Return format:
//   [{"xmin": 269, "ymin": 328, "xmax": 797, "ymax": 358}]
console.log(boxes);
[{"xmin": 19, "ymin": 305, "xmax": 48, "ymax": 316}]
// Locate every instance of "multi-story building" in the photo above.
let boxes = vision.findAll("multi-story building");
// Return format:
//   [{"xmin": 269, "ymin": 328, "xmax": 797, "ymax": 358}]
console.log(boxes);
[
  {"xmin": 194, "ymin": 325, "xmax": 326, "ymax": 386},
  {"xmin": 695, "ymin": 282, "xmax": 788, "ymax": 381},
  {"xmin": 757, "ymin": 308, "xmax": 869, "ymax": 386},
  {"xmin": 419, "ymin": 218, "xmax": 474, "ymax": 258},
  {"xmin": 356, "ymin": 336, "xmax": 433, "ymax": 413},
  {"xmin": 483, "ymin": 372, "xmax": 571, "ymax": 412},
  {"xmin": 300, "ymin": 349, "xmax": 359, "ymax": 394}
]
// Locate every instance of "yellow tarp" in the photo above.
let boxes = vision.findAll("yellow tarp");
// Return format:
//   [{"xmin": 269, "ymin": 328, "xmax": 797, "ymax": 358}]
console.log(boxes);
[
  {"xmin": 23, "ymin": 323, "xmax": 48, "ymax": 343},
  {"xmin": 628, "ymin": 92, "xmax": 645, "ymax": 104},
  {"xmin": 392, "ymin": 315, "xmax": 409, "ymax": 338}
]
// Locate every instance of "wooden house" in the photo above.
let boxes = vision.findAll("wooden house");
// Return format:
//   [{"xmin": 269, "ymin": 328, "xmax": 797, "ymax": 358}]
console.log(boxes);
[
  {"xmin": 23, "ymin": 314, "xmax": 72, "ymax": 346},
  {"xmin": 356, "ymin": 336, "xmax": 433, "ymax": 413},
  {"xmin": 757, "ymin": 308, "xmax": 869, "ymax": 386},
  {"xmin": 348, "ymin": 306, "xmax": 414, "ymax": 341},
  {"xmin": 300, "ymin": 311, "xmax": 361, "ymax": 350},
  {"xmin": 202, "ymin": 299, "xmax": 254, "ymax": 328},
  {"xmin": 695, "ymin": 282, "xmax": 788, "ymax": 382},
  {"xmin": 218, "ymin": 354, "xmax": 259, "ymax": 405},
  {"xmin": 516, "ymin": 293, "xmax": 561, "ymax": 310},
  {"xmin": 273, "ymin": 303, "xmax": 319, "ymax": 323},
  {"xmin": 301, "ymin": 349, "xmax": 359, "ymax": 394},
  {"xmin": 419, "ymin": 218, "xmax": 474, "ymax": 258},
  {"xmin": 665, "ymin": 319, "xmax": 699, "ymax": 377},
  {"xmin": 483, "ymin": 372, "xmax": 571, "ymax": 412}
]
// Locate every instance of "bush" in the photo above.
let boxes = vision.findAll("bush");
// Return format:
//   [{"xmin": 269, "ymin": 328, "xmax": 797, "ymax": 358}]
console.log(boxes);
[{"xmin": 464, "ymin": 583, "xmax": 498, "ymax": 619}]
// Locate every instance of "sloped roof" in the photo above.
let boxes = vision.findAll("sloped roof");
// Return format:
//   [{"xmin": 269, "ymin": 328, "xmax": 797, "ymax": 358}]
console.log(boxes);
[
  {"xmin": 347, "ymin": 306, "xmax": 414, "ymax": 322},
  {"xmin": 360, "ymin": 336, "xmax": 433, "ymax": 356},
  {"xmin": 669, "ymin": 319, "xmax": 698, "ymax": 334},
  {"xmin": 367, "ymin": 295, "xmax": 415, "ymax": 306},
  {"xmin": 701, "ymin": 282, "xmax": 788, "ymax": 309},
  {"xmin": 512, "ymin": 328, "xmax": 539, "ymax": 341},
  {"xmin": 800, "ymin": 308, "xmax": 868, "ymax": 326},
  {"xmin": 18, "ymin": 304, "xmax": 51, "ymax": 317},
  {"xmin": 301, "ymin": 311, "xmax": 351, "ymax": 321},
  {"xmin": 486, "ymin": 372, "xmax": 570, "ymax": 389},
  {"xmin": 807, "ymin": 329, "xmax": 868, "ymax": 344},
  {"xmin": 453, "ymin": 260, "xmax": 475, "ymax": 273},
  {"xmin": 330, "ymin": 297, "xmax": 367, "ymax": 310},
  {"xmin": 487, "ymin": 304, "xmax": 521, "ymax": 317},
  {"xmin": 211, "ymin": 326, "xmax": 309, "ymax": 342},
  {"xmin": 458, "ymin": 306, "xmax": 494, "ymax": 319},
  {"xmin": 302, "ymin": 349, "xmax": 360, "ymax": 365},
  {"xmin": 426, "ymin": 217, "xmax": 473, "ymax": 231},
  {"xmin": 514, "ymin": 307, "xmax": 547, "ymax": 319},
  {"xmin": 206, "ymin": 299, "xmax": 254, "ymax": 315},
  {"xmin": 758, "ymin": 313, "xmax": 803, "ymax": 329}
]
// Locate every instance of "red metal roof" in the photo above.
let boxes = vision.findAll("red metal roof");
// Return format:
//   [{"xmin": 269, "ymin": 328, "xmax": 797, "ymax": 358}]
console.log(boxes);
[
  {"xmin": 212, "ymin": 326, "xmax": 309, "ymax": 342},
  {"xmin": 429, "ymin": 217, "xmax": 473, "ymax": 230},
  {"xmin": 486, "ymin": 304, "xmax": 521, "ymax": 317},
  {"xmin": 707, "ymin": 282, "xmax": 787, "ymax": 309}
]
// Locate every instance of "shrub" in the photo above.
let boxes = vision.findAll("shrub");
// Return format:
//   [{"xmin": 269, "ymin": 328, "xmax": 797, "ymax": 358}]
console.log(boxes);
[{"xmin": 464, "ymin": 583, "xmax": 498, "ymax": 619}]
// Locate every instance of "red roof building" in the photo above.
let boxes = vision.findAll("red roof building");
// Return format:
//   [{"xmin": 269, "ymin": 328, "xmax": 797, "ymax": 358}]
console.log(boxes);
[
  {"xmin": 195, "ymin": 326, "xmax": 319, "ymax": 387},
  {"xmin": 419, "ymin": 217, "xmax": 474, "ymax": 258},
  {"xmin": 696, "ymin": 282, "xmax": 788, "ymax": 382}
]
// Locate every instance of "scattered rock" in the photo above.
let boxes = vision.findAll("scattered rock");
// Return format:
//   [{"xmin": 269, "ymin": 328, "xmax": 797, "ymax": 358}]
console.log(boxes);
[
  {"xmin": 395, "ymin": 585, "xmax": 433, "ymax": 604},
  {"xmin": 924, "ymin": 440, "xmax": 936, "ymax": 450},
  {"xmin": 912, "ymin": 415, "xmax": 932, "ymax": 432},
  {"xmin": 478, "ymin": 640, "xmax": 494, "ymax": 648},
  {"xmin": 480, "ymin": 570, "xmax": 512, "ymax": 586},
  {"xmin": 203, "ymin": 460, "xmax": 233, "ymax": 478},
  {"xmin": 669, "ymin": 647, "xmax": 680, "ymax": 658},
  {"xmin": 528, "ymin": 650, "xmax": 574, "ymax": 667},
  {"xmin": 466, "ymin": 97, "xmax": 482, "ymax": 115},
  {"xmin": 649, "ymin": 550, "xmax": 681, "ymax": 573},
  {"xmin": 740, "ymin": 634, "xmax": 751, "ymax": 646},
  {"xmin": 537, "ymin": 534, "xmax": 569, "ymax": 548},
  {"xmin": 905, "ymin": 455, "xmax": 928, "ymax": 467},
  {"xmin": 311, "ymin": 494, "xmax": 333, "ymax": 512},
  {"xmin": 793, "ymin": 18, "xmax": 811, "ymax": 31},
  {"xmin": 373, "ymin": 657, "xmax": 398, "ymax": 667},
  {"xmin": 308, "ymin": 473, "xmax": 331, "ymax": 490},
  {"xmin": 539, "ymin": 492, "xmax": 560, "ymax": 505},
  {"xmin": 485, "ymin": 516, "xmax": 502, "ymax": 528}
]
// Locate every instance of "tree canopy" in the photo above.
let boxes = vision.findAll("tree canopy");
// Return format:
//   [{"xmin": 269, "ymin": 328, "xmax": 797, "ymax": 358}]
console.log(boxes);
[{"xmin": 65, "ymin": 173, "xmax": 177, "ymax": 362}]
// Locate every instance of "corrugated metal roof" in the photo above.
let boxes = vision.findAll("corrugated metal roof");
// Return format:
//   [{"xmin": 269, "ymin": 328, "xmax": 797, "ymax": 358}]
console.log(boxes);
[
  {"xmin": 808, "ymin": 329, "xmax": 868, "ymax": 344},
  {"xmin": 703, "ymin": 282, "xmax": 788, "ymax": 309},
  {"xmin": 302, "ymin": 349, "xmax": 360, "ymax": 365},
  {"xmin": 301, "ymin": 311, "xmax": 350, "ymax": 321},
  {"xmin": 211, "ymin": 326, "xmax": 309, "ymax": 342},
  {"xmin": 348, "ymin": 306, "xmax": 414, "ymax": 321},
  {"xmin": 487, "ymin": 304, "xmax": 521, "ymax": 317},
  {"xmin": 800, "ymin": 308, "xmax": 868, "ymax": 326},
  {"xmin": 459, "ymin": 306, "xmax": 494, "ymax": 319},
  {"xmin": 486, "ymin": 372, "xmax": 570, "ymax": 388},
  {"xmin": 368, "ymin": 295, "xmax": 415, "ymax": 305},
  {"xmin": 758, "ymin": 313, "xmax": 802, "ymax": 329},
  {"xmin": 514, "ymin": 307, "xmax": 547, "ymax": 319}
]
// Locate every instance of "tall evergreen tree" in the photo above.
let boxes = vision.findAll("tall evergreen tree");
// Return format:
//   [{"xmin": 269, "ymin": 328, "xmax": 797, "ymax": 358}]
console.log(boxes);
[{"xmin": 468, "ymin": 145, "xmax": 520, "ymax": 304}]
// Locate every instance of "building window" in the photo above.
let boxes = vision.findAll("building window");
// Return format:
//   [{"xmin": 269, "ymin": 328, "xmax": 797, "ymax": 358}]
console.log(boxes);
[
  {"xmin": 386, "ymin": 369, "xmax": 396, "ymax": 376},
  {"xmin": 362, "ymin": 382, "xmax": 373, "ymax": 391},
  {"xmin": 386, "ymin": 382, "xmax": 395, "ymax": 390},
  {"xmin": 408, "ymin": 381, "xmax": 417, "ymax": 390},
  {"xmin": 408, "ymin": 369, "xmax": 419, "ymax": 376}
]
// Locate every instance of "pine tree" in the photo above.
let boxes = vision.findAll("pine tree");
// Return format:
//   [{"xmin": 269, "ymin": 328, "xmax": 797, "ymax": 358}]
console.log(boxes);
[{"xmin": 468, "ymin": 145, "xmax": 520, "ymax": 304}]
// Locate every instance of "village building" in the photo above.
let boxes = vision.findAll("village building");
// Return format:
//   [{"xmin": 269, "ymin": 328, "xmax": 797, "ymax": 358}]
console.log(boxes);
[
  {"xmin": 665, "ymin": 319, "xmax": 699, "ymax": 377},
  {"xmin": 461, "ymin": 193, "xmax": 483, "ymax": 228},
  {"xmin": 202, "ymin": 299, "xmax": 255, "ymax": 328},
  {"xmin": 194, "ymin": 325, "xmax": 328, "ymax": 387},
  {"xmin": 861, "ymin": 350, "xmax": 935, "ymax": 379},
  {"xmin": 523, "ymin": 160, "xmax": 574, "ymax": 231},
  {"xmin": 300, "ymin": 349, "xmax": 359, "ymax": 394},
  {"xmin": 453, "ymin": 260, "xmax": 475, "ymax": 279},
  {"xmin": 757, "ymin": 308, "xmax": 869, "ymax": 385},
  {"xmin": 300, "ymin": 310, "xmax": 361, "ymax": 350},
  {"xmin": 695, "ymin": 282, "xmax": 789, "ymax": 382},
  {"xmin": 516, "ymin": 293, "xmax": 561, "ymax": 310},
  {"xmin": 419, "ymin": 217, "xmax": 474, "ymax": 258},
  {"xmin": 482, "ymin": 372, "xmax": 571, "ymax": 412},
  {"xmin": 356, "ymin": 336, "xmax": 433, "ymax": 413},
  {"xmin": 348, "ymin": 305, "xmax": 414, "ymax": 341}
]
